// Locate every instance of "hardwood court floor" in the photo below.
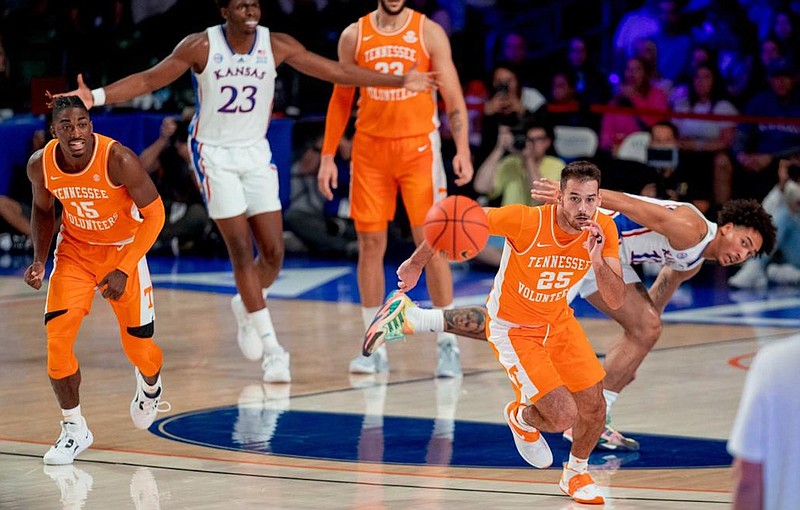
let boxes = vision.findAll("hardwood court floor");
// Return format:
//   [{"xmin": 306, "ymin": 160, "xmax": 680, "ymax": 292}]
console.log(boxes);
[{"xmin": 0, "ymin": 259, "xmax": 797, "ymax": 509}]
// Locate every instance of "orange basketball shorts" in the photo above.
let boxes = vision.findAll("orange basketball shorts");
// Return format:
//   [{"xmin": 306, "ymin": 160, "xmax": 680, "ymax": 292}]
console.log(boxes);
[
  {"xmin": 486, "ymin": 315, "xmax": 605, "ymax": 404},
  {"xmin": 350, "ymin": 130, "xmax": 448, "ymax": 232},
  {"xmin": 46, "ymin": 233, "xmax": 156, "ymax": 328}
]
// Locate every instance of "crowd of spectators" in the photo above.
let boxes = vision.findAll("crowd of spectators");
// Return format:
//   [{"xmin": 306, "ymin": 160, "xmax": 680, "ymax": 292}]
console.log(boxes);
[{"xmin": 1, "ymin": 0, "xmax": 800, "ymax": 278}]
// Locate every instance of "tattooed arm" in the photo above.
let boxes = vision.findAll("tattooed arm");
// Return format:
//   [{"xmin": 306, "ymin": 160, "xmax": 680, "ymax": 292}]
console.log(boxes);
[
  {"xmin": 648, "ymin": 265, "xmax": 701, "ymax": 314},
  {"xmin": 443, "ymin": 307, "xmax": 489, "ymax": 340}
]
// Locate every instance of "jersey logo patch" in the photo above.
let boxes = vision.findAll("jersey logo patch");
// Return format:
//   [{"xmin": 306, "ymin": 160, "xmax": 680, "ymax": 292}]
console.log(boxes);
[
  {"xmin": 403, "ymin": 31, "xmax": 418, "ymax": 43},
  {"xmin": 536, "ymin": 242, "xmax": 552, "ymax": 248},
  {"xmin": 213, "ymin": 53, "xmax": 223, "ymax": 63},
  {"xmin": 362, "ymin": 34, "xmax": 374, "ymax": 41},
  {"xmin": 93, "ymin": 174, "xmax": 100, "ymax": 182}
]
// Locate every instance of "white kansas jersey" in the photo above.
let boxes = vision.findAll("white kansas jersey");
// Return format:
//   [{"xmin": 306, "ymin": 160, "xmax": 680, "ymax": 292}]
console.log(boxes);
[
  {"xmin": 607, "ymin": 194, "xmax": 717, "ymax": 271},
  {"xmin": 190, "ymin": 25, "xmax": 276, "ymax": 147}
]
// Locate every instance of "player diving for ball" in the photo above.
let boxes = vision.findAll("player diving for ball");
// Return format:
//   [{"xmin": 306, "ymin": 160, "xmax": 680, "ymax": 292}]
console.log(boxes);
[{"xmin": 363, "ymin": 161, "xmax": 626, "ymax": 505}]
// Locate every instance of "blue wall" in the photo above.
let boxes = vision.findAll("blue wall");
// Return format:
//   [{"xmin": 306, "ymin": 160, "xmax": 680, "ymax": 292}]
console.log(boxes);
[{"xmin": 0, "ymin": 113, "xmax": 294, "ymax": 208}]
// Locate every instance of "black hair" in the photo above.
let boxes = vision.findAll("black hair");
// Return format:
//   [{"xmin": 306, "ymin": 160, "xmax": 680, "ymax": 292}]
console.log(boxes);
[
  {"xmin": 717, "ymin": 199, "xmax": 777, "ymax": 256},
  {"xmin": 650, "ymin": 120, "xmax": 678, "ymax": 139},
  {"xmin": 688, "ymin": 62, "xmax": 729, "ymax": 107},
  {"xmin": 560, "ymin": 160, "xmax": 601, "ymax": 190},
  {"xmin": 51, "ymin": 96, "xmax": 89, "ymax": 121},
  {"xmin": 216, "ymin": 0, "xmax": 231, "ymax": 8}
]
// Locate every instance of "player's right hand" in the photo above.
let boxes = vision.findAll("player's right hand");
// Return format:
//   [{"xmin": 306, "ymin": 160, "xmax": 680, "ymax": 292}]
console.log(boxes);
[
  {"xmin": 403, "ymin": 63, "xmax": 438, "ymax": 92},
  {"xmin": 52, "ymin": 74, "xmax": 94, "ymax": 108},
  {"xmin": 530, "ymin": 177, "xmax": 559, "ymax": 204},
  {"xmin": 396, "ymin": 258, "xmax": 423, "ymax": 292},
  {"xmin": 317, "ymin": 155, "xmax": 338, "ymax": 200},
  {"xmin": 24, "ymin": 261, "xmax": 45, "ymax": 290}
]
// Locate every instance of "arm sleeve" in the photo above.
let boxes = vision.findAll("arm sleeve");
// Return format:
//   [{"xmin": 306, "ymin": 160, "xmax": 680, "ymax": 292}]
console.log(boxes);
[
  {"xmin": 322, "ymin": 85, "xmax": 356, "ymax": 156},
  {"xmin": 118, "ymin": 197, "xmax": 166, "ymax": 276}
]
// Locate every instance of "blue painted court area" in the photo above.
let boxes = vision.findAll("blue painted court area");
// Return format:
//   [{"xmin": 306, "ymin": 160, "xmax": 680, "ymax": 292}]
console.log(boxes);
[{"xmin": 152, "ymin": 406, "xmax": 732, "ymax": 469}]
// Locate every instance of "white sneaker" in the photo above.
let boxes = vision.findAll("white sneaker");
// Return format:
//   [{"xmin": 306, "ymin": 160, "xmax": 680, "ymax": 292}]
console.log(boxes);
[
  {"xmin": 43, "ymin": 417, "xmax": 94, "ymax": 465},
  {"xmin": 559, "ymin": 467, "xmax": 605, "ymax": 504},
  {"xmin": 130, "ymin": 368, "xmax": 171, "ymax": 430},
  {"xmin": 767, "ymin": 263, "xmax": 800, "ymax": 285},
  {"xmin": 349, "ymin": 345, "xmax": 389, "ymax": 374},
  {"xmin": 231, "ymin": 295, "xmax": 263, "ymax": 361},
  {"xmin": 43, "ymin": 464, "xmax": 94, "ymax": 506},
  {"xmin": 435, "ymin": 341, "xmax": 462, "ymax": 378},
  {"xmin": 728, "ymin": 259, "xmax": 768, "ymax": 289},
  {"xmin": 129, "ymin": 467, "xmax": 160, "ymax": 510},
  {"xmin": 262, "ymin": 350, "xmax": 291, "ymax": 383},
  {"xmin": 503, "ymin": 402, "xmax": 553, "ymax": 468}
]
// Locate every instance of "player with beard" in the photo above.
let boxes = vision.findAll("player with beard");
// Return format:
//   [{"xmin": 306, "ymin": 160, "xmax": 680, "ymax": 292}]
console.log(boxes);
[
  {"xmin": 59, "ymin": 0, "xmax": 433, "ymax": 383},
  {"xmin": 363, "ymin": 161, "xmax": 625, "ymax": 505},
  {"xmin": 318, "ymin": 0, "xmax": 474, "ymax": 378}
]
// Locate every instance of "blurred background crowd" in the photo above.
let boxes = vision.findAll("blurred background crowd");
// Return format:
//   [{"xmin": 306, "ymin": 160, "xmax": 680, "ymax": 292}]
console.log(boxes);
[{"xmin": 1, "ymin": 0, "xmax": 799, "ymax": 287}]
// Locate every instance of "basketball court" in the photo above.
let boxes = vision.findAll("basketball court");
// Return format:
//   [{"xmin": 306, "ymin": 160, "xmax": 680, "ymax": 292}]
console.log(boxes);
[{"xmin": 1, "ymin": 254, "xmax": 797, "ymax": 509}]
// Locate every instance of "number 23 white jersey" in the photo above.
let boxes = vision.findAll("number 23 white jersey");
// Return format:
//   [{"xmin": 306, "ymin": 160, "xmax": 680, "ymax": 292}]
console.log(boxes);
[{"xmin": 190, "ymin": 25, "xmax": 276, "ymax": 147}]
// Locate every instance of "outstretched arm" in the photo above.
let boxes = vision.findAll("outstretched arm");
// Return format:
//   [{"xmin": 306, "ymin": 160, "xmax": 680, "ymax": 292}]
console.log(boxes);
[
  {"xmin": 271, "ymin": 32, "xmax": 432, "ymax": 90},
  {"xmin": 598, "ymin": 189, "xmax": 709, "ymax": 250},
  {"xmin": 61, "ymin": 34, "xmax": 203, "ymax": 108},
  {"xmin": 23, "ymin": 151, "xmax": 56, "ymax": 290}
]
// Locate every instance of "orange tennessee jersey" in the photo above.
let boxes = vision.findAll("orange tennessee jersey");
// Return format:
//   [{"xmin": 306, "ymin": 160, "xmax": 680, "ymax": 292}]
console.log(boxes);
[
  {"xmin": 354, "ymin": 10, "xmax": 437, "ymax": 137},
  {"xmin": 486, "ymin": 204, "xmax": 619, "ymax": 328},
  {"xmin": 42, "ymin": 134, "xmax": 142, "ymax": 245}
]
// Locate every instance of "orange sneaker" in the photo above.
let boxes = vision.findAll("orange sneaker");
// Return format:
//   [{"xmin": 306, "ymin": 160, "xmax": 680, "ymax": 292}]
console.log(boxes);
[
  {"xmin": 503, "ymin": 402, "xmax": 552, "ymax": 468},
  {"xmin": 559, "ymin": 468, "xmax": 605, "ymax": 504}
]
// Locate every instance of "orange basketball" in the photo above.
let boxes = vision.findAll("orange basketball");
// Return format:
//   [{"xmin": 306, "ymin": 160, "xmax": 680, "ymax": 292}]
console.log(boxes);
[{"xmin": 423, "ymin": 195, "xmax": 489, "ymax": 262}]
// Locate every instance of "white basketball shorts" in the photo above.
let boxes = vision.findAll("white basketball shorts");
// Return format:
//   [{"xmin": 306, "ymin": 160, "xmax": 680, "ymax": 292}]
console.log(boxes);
[
  {"xmin": 189, "ymin": 137, "xmax": 281, "ymax": 219},
  {"xmin": 567, "ymin": 262, "xmax": 641, "ymax": 303}
]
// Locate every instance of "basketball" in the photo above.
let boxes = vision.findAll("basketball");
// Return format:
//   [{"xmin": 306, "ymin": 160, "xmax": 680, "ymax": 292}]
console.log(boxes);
[{"xmin": 423, "ymin": 195, "xmax": 489, "ymax": 262}]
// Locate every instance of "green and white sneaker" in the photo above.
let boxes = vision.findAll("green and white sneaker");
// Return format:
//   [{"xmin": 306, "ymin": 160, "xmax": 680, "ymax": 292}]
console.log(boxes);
[{"xmin": 362, "ymin": 291, "xmax": 416, "ymax": 356}]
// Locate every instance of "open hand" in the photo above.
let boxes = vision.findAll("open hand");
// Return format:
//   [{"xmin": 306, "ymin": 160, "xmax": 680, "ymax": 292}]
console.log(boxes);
[
  {"xmin": 403, "ymin": 63, "xmax": 438, "ymax": 92},
  {"xmin": 51, "ymin": 73, "xmax": 94, "ymax": 108},
  {"xmin": 530, "ymin": 177, "xmax": 559, "ymax": 204}
]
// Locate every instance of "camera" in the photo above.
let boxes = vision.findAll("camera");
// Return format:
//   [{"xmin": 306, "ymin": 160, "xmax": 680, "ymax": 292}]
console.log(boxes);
[
  {"xmin": 495, "ymin": 82, "xmax": 510, "ymax": 95},
  {"xmin": 511, "ymin": 128, "xmax": 527, "ymax": 151},
  {"xmin": 647, "ymin": 147, "xmax": 678, "ymax": 169}
]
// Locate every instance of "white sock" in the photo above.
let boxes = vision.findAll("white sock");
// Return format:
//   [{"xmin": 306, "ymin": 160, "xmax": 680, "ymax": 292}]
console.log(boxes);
[
  {"xmin": 434, "ymin": 303, "xmax": 458, "ymax": 346},
  {"xmin": 567, "ymin": 453, "xmax": 588, "ymax": 474},
  {"xmin": 62, "ymin": 405, "xmax": 82, "ymax": 424},
  {"xmin": 515, "ymin": 405, "xmax": 537, "ymax": 431},
  {"xmin": 603, "ymin": 389, "xmax": 618, "ymax": 419},
  {"xmin": 250, "ymin": 308, "xmax": 282, "ymax": 355},
  {"xmin": 406, "ymin": 307, "xmax": 444, "ymax": 332},
  {"xmin": 142, "ymin": 373, "xmax": 161, "ymax": 396},
  {"xmin": 361, "ymin": 306, "xmax": 380, "ymax": 331}
]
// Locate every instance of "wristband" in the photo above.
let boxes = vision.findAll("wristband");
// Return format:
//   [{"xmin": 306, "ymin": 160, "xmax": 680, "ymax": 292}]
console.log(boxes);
[{"xmin": 90, "ymin": 88, "xmax": 106, "ymax": 107}]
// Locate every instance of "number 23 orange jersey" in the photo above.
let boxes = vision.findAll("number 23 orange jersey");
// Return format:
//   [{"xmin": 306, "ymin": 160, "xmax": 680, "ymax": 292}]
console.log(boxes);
[{"xmin": 486, "ymin": 204, "xmax": 620, "ymax": 328}]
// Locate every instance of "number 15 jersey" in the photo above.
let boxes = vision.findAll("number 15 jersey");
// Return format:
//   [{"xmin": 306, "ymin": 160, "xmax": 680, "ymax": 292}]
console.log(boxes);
[
  {"xmin": 190, "ymin": 25, "xmax": 276, "ymax": 147},
  {"xmin": 486, "ymin": 204, "xmax": 620, "ymax": 329}
]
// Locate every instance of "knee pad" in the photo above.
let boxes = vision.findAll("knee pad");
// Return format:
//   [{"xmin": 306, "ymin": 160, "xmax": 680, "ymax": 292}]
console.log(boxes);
[
  {"xmin": 46, "ymin": 308, "xmax": 85, "ymax": 379},
  {"xmin": 120, "ymin": 321, "xmax": 162, "ymax": 378}
]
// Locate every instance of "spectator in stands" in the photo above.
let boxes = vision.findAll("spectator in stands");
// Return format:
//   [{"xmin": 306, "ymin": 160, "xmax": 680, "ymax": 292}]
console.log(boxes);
[
  {"xmin": 472, "ymin": 118, "xmax": 564, "ymax": 267},
  {"xmin": 497, "ymin": 32, "xmax": 534, "ymax": 87},
  {"xmin": 139, "ymin": 117, "xmax": 210, "ymax": 255},
  {"xmin": 769, "ymin": 8, "xmax": 799, "ymax": 65},
  {"xmin": 0, "ymin": 35, "xmax": 14, "ymax": 116},
  {"xmin": 546, "ymin": 68, "xmax": 599, "ymax": 133},
  {"xmin": 733, "ymin": 58, "xmax": 800, "ymax": 203},
  {"xmin": 285, "ymin": 133, "xmax": 357, "ymax": 259},
  {"xmin": 630, "ymin": 36, "xmax": 673, "ymax": 94},
  {"xmin": 477, "ymin": 63, "xmax": 526, "ymax": 165},
  {"xmin": 650, "ymin": 0, "xmax": 692, "ymax": 84},
  {"xmin": 599, "ymin": 56, "xmax": 669, "ymax": 154},
  {"xmin": 729, "ymin": 156, "xmax": 800, "ymax": 288},
  {"xmin": 672, "ymin": 62, "xmax": 738, "ymax": 209},
  {"xmin": 612, "ymin": 0, "xmax": 660, "ymax": 71},
  {"xmin": 565, "ymin": 36, "xmax": 611, "ymax": 108}
]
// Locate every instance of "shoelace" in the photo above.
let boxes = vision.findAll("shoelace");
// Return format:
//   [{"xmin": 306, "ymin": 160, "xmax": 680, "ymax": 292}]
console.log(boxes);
[{"xmin": 139, "ymin": 395, "xmax": 172, "ymax": 415}]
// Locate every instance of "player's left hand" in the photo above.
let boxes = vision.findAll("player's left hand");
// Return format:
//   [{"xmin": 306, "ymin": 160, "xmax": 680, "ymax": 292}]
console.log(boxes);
[
  {"xmin": 51, "ymin": 73, "xmax": 94, "ymax": 108},
  {"xmin": 403, "ymin": 63, "xmax": 438, "ymax": 92},
  {"xmin": 530, "ymin": 177, "xmax": 558, "ymax": 204},
  {"xmin": 581, "ymin": 220, "xmax": 605, "ymax": 259},
  {"xmin": 452, "ymin": 152, "xmax": 474, "ymax": 186},
  {"xmin": 98, "ymin": 269, "xmax": 128, "ymax": 300}
]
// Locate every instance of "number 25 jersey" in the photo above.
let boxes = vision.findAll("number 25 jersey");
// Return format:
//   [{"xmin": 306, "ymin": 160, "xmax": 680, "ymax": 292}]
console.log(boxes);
[
  {"xmin": 486, "ymin": 204, "xmax": 620, "ymax": 328},
  {"xmin": 190, "ymin": 25, "xmax": 277, "ymax": 147}
]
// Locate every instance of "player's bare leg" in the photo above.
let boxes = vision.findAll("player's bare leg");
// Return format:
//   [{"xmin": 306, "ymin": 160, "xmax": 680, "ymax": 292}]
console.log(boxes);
[
  {"xmin": 411, "ymin": 225, "xmax": 461, "ymax": 377},
  {"xmin": 216, "ymin": 214, "xmax": 289, "ymax": 381},
  {"xmin": 559, "ymin": 383, "xmax": 607, "ymax": 504},
  {"xmin": 351, "ymin": 229, "xmax": 390, "ymax": 374}
]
